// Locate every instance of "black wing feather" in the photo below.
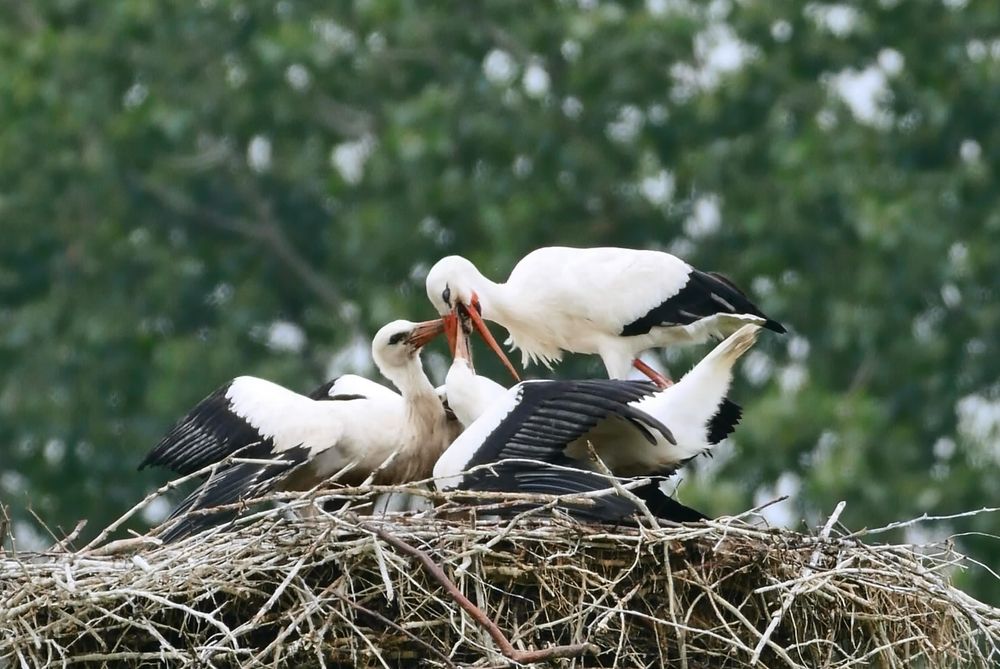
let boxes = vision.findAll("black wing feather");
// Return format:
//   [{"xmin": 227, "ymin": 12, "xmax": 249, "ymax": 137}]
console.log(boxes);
[
  {"xmin": 465, "ymin": 458, "xmax": 707, "ymax": 524},
  {"xmin": 621, "ymin": 269, "xmax": 785, "ymax": 336},
  {"xmin": 707, "ymin": 398, "xmax": 742, "ymax": 445},
  {"xmin": 464, "ymin": 380, "xmax": 672, "ymax": 473},
  {"xmin": 138, "ymin": 381, "xmax": 274, "ymax": 475},
  {"xmin": 158, "ymin": 442, "xmax": 311, "ymax": 542}
]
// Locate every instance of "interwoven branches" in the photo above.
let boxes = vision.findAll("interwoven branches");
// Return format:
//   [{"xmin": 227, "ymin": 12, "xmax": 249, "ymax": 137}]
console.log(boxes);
[{"xmin": 1, "ymin": 486, "xmax": 998, "ymax": 668}]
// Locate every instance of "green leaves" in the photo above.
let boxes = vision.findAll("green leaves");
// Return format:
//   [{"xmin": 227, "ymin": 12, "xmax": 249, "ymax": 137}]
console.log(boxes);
[{"xmin": 1, "ymin": 0, "xmax": 997, "ymax": 601}]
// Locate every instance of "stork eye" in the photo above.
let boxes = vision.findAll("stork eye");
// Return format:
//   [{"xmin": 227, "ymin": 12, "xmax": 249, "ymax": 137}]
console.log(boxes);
[
  {"xmin": 442, "ymin": 285, "xmax": 452, "ymax": 307},
  {"xmin": 388, "ymin": 332, "xmax": 407, "ymax": 345}
]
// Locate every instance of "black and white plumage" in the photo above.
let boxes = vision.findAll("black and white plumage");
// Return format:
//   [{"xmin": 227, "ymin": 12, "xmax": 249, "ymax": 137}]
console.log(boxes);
[
  {"xmin": 146, "ymin": 319, "xmax": 456, "ymax": 541},
  {"xmin": 426, "ymin": 246, "xmax": 784, "ymax": 386},
  {"xmin": 433, "ymin": 324, "xmax": 763, "ymax": 523}
]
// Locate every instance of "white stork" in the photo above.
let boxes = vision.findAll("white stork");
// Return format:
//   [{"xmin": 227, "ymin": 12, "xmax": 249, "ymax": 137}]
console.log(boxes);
[
  {"xmin": 426, "ymin": 246, "xmax": 784, "ymax": 386},
  {"xmin": 143, "ymin": 319, "xmax": 456, "ymax": 541},
  {"xmin": 432, "ymin": 321, "xmax": 762, "ymax": 522}
]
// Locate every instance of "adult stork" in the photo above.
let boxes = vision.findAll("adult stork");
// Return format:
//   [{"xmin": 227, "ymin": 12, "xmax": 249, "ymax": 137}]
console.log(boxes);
[
  {"xmin": 426, "ymin": 246, "xmax": 784, "ymax": 386},
  {"xmin": 144, "ymin": 319, "xmax": 456, "ymax": 541},
  {"xmin": 433, "ymin": 318, "xmax": 762, "ymax": 522}
]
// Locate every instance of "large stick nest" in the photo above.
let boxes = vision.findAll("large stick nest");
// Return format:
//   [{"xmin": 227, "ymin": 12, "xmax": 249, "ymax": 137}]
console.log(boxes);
[{"xmin": 1, "ymin": 485, "xmax": 998, "ymax": 668}]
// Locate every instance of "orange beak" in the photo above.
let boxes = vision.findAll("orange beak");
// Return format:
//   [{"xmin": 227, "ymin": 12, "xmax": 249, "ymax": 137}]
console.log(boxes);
[
  {"xmin": 406, "ymin": 318, "xmax": 446, "ymax": 348},
  {"xmin": 442, "ymin": 312, "xmax": 458, "ymax": 356},
  {"xmin": 459, "ymin": 293, "xmax": 520, "ymax": 382}
]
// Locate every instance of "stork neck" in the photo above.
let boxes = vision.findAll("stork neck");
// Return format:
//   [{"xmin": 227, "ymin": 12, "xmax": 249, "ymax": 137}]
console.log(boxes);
[
  {"xmin": 469, "ymin": 275, "xmax": 508, "ymax": 322},
  {"xmin": 381, "ymin": 356, "xmax": 437, "ymax": 401}
]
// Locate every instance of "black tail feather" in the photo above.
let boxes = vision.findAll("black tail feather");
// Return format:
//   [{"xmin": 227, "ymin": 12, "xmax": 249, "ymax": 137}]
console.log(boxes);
[{"xmin": 707, "ymin": 398, "xmax": 743, "ymax": 445}]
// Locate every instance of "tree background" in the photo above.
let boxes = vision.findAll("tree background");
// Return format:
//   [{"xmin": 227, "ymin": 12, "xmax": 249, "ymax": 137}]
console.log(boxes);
[{"xmin": 2, "ymin": 1, "xmax": 998, "ymax": 602}]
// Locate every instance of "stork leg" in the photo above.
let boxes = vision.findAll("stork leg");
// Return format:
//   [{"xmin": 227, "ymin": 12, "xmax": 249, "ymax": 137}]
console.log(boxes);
[{"xmin": 632, "ymin": 358, "xmax": 673, "ymax": 388}]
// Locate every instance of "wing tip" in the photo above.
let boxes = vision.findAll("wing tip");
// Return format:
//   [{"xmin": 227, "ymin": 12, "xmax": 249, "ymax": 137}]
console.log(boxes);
[
  {"xmin": 707, "ymin": 397, "xmax": 743, "ymax": 444},
  {"xmin": 764, "ymin": 318, "xmax": 787, "ymax": 334}
]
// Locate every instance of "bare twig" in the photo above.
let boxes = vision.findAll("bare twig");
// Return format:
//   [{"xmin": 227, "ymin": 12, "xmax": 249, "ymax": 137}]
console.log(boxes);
[{"xmin": 362, "ymin": 521, "xmax": 598, "ymax": 664}]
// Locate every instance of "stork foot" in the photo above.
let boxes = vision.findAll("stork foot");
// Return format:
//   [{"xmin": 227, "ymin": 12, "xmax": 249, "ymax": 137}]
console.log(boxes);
[{"xmin": 632, "ymin": 358, "xmax": 673, "ymax": 388}]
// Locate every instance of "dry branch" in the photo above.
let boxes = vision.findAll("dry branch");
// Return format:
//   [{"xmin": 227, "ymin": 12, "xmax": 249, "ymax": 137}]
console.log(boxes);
[{"xmin": 1, "ymin": 484, "xmax": 998, "ymax": 668}]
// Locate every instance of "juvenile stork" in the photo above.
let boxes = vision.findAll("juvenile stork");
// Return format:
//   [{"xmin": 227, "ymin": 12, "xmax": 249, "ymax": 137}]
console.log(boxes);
[
  {"xmin": 433, "ymin": 320, "xmax": 763, "ymax": 522},
  {"xmin": 426, "ymin": 246, "xmax": 784, "ymax": 386},
  {"xmin": 144, "ymin": 319, "xmax": 455, "ymax": 541}
]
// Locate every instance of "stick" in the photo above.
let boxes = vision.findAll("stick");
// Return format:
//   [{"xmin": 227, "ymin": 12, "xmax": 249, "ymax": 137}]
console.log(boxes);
[
  {"xmin": 750, "ymin": 500, "xmax": 846, "ymax": 665},
  {"xmin": 363, "ymin": 522, "xmax": 597, "ymax": 663}
]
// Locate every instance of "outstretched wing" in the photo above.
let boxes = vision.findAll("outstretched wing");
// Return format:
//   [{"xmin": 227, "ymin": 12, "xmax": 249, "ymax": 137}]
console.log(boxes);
[
  {"xmin": 158, "ymin": 441, "xmax": 312, "ymax": 542},
  {"xmin": 139, "ymin": 376, "xmax": 349, "ymax": 476},
  {"xmin": 464, "ymin": 457, "xmax": 706, "ymax": 524},
  {"xmin": 435, "ymin": 379, "xmax": 673, "ymax": 490},
  {"xmin": 621, "ymin": 269, "xmax": 785, "ymax": 336}
]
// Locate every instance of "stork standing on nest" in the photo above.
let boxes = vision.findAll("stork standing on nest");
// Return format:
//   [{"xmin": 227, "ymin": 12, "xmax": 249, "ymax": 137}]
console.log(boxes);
[
  {"xmin": 433, "ymin": 316, "xmax": 763, "ymax": 522},
  {"xmin": 427, "ymin": 246, "xmax": 784, "ymax": 386},
  {"xmin": 143, "ymin": 319, "xmax": 456, "ymax": 541}
]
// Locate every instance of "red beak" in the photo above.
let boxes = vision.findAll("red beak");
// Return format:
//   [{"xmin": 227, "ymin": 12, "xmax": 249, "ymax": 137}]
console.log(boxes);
[
  {"xmin": 443, "ymin": 312, "xmax": 458, "ymax": 356},
  {"xmin": 461, "ymin": 293, "xmax": 521, "ymax": 382},
  {"xmin": 406, "ymin": 318, "xmax": 446, "ymax": 348}
]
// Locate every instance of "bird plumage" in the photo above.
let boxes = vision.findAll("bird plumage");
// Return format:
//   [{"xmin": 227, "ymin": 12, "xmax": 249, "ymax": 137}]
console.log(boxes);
[
  {"xmin": 148, "ymin": 319, "xmax": 456, "ymax": 541},
  {"xmin": 425, "ymin": 246, "xmax": 783, "ymax": 380}
]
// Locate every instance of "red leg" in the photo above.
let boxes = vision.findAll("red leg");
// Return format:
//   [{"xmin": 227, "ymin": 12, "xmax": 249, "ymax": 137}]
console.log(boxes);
[{"xmin": 632, "ymin": 358, "xmax": 673, "ymax": 388}]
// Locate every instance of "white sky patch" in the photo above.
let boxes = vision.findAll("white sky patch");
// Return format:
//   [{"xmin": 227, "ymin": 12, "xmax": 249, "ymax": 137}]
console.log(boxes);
[
  {"xmin": 122, "ymin": 81, "xmax": 149, "ymax": 110},
  {"xmin": 522, "ymin": 62, "xmax": 551, "ymax": 98},
  {"xmin": 285, "ymin": 63, "xmax": 312, "ymax": 91},
  {"xmin": 671, "ymin": 23, "xmax": 759, "ymax": 100},
  {"xmin": 331, "ymin": 134, "xmax": 376, "ymax": 185},
  {"xmin": 956, "ymin": 392, "xmax": 1000, "ymax": 466},
  {"xmin": 804, "ymin": 3, "xmax": 860, "ymax": 38},
  {"xmin": 11, "ymin": 521, "xmax": 47, "ymax": 551},
  {"xmin": 743, "ymin": 350, "xmax": 774, "ymax": 386},
  {"xmin": 877, "ymin": 48, "xmax": 904, "ymax": 76},
  {"xmin": 483, "ymin": 49, "xmax": 517, "ymax": 86},
  {"xmin": 751, "ymin": 275, "xmax": 775, "ymax": 298},
  {"xmin": 753, "ymin": 472, "xmax": 801, "ymax": 527},
  {"xmin": 827, "ymin": 66, "xmax": 892, "ymax": 128},
  {"xmin": 646, "ymin": 0, "xmax": 696, "ymax": 18},
  {"xmin": 943, "ymin": 0, "xmax": 968, "ymax": 10},
  {"xmin": 1, "ymin": 470, "xmax": 26, "ymax": 495},
  {"xmin": 966, "ymin": 40, "xmax": 987, "ymax": 62},
  {"xmin": 562, "ymin": 96, "xmax": 583, "ymax": 119},
  {"xmin": 44, "ymin": 438, "xmax": 66, "ymax": 466},
  {"xmin": 779, "ymin": 363, "xmax": 809, "ymax": 394},
  {"xmin": 960, "ymin": 139, "xmax": 982, "ymax": 164},
  {"xmin": 771, "ymin": 20, "xmax": 793, "ymax": 42},
  {"xmin": 325, "ymin": 334, "xmax": 374, "ymax": 378},
  {"xmin": 941, "ymin": 283, "xmax": 962, "ymax": 308},
  {"xmin": 513, "ymin": 154, "xmax": 533, "ymax": 178},
  {"xmin": 667, "ymin": 236, "xmax": 696, "ymax": 259},
  {"xmin": 247, "ymin": 135, "xmax": 272, "ymax": 173},
  {"xmin": 141, "ymin": 496, "xmax": 172, "ymax": 525},
  {"xmin": 640, "ymin": 169, "xmax": 675, "ymax": 206},
  {"xmin": 911, "ymin": 307, "xmax": 942, "ymax": 343},
  {"xmin": 561, "ymin": 40, "xmax": 581, "ymax": 61},
  {"xmin": 267, "ymin": 320, "xmax": 306, "ymax": 353},
  {"xmin": 684, "ymin": 195, "xmax": 722, "ymax": 238},
  {"xmin": 787, "ymin": 336, "xmax": 810, "ymax": 360},
  {"xmin": 312, "ymin": 19, "xmax": 357, "ymax": 53},
  {"xmin": 606, "ymin": 104, "xmax": 644, "ymax": 143},
  {"xmin": 933, "ymin": 437, "xmax": 957, "ymax": 461}
]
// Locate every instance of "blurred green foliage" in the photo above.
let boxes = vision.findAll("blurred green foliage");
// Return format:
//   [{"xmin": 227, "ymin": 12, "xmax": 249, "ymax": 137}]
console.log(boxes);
[{"xmin": 1, "ymin": 1, "xmax": 998, "ymax": 601}]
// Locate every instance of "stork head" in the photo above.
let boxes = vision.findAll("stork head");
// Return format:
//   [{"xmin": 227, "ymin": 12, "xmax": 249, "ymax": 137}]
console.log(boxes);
[
  {"xmin": 371, "ymin": 318, "xmax": 444, "ymax": 371},
  {"xmin": 426, "ymin": 255, "xmax": 521, "ymax": 382}
]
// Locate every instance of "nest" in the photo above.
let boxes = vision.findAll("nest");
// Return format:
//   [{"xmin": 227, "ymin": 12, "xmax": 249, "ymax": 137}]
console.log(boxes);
[{"xmin": 1, "ymin": 484, "xmax": 999, "ymax": 668}]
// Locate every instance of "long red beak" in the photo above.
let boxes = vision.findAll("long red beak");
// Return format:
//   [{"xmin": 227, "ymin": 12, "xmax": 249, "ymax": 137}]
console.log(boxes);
[
  {"xmin": 460, "ymin": 296, "xmax": 520, "ymax": 382},
  {"xmin": 406, "ymin": 318, "xmax": 446, "ymax": 348},
  {"xmin": 443, "ymin": 312, "xmax": 458, "ymax": 356}
]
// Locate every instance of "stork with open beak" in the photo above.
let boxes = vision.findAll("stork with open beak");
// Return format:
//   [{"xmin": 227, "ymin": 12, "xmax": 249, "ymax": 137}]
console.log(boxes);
[
  {"xmin": 433, "ymin": 315, "xmax": 763, "ymax": 522},
  {"xmin": 143, "ymin": 319, "xmax": 456, "ymax": 541},
  {"xmin": 427, "ymin": 246, "xmax": 784, "ymax": 387}
]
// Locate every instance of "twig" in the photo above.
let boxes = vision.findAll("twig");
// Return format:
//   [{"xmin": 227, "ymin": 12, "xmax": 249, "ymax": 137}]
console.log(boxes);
[
  {"xmin": 750, "ymin": 500, "xmax": 846, "ymax": 665},
  {"xmin": 362, "ymin": 521, "xmax": 597, "ymax": 664}
]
